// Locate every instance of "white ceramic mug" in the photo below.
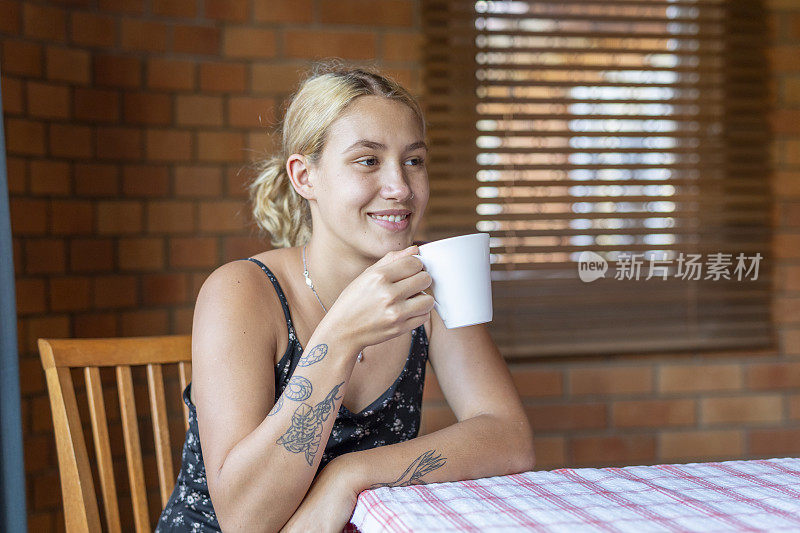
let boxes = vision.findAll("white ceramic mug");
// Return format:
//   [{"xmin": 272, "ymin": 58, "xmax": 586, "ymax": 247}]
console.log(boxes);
[{"xmin": 413, "ymin": 233, "xmax": 493, "ymax": 329}]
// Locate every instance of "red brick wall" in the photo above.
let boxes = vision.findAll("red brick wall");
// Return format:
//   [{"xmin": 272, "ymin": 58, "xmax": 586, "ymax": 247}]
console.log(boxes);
[
  {"xmin": 419, "ymin": 0, "xmax": 800, "ymax": 470},
  {"xmin": 1, "ymin": 1, "xmax": 420, "ymax": 530},
  {"xmin": 2, "ymin": 0, "xmax": 798, "ymax": 530}
]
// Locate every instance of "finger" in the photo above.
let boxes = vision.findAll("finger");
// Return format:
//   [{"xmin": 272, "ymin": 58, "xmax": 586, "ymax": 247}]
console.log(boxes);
[
  {"xmin": 393, "ymin": 269, "xmax": 432, "ymax": 299},
  {"xmin": 400, "ymin": 289, "xmax": 435, "ymax": 316},
  {"xmin": 372, "ymin": 245, "xmax": 419, "ymax": 269},
  {"xmin": 381, "ymin": 253, "xmax": 425, "ymax": 283}
]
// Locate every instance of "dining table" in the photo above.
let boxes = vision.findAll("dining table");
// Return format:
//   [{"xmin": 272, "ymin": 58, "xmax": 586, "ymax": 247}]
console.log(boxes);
[{"xmin": 344, "ymin": 457, "xmax": 800, "ymax": 532}]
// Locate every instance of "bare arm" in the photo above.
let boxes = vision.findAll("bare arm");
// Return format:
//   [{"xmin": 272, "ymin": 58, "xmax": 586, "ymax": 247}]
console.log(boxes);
[{"xmin": 192, "ymin": 262, "xmax": 360, "ymax": 532}]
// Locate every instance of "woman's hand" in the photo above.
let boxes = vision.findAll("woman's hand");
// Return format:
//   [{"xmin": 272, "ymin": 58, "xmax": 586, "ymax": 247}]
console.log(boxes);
[
  {"xmin": 280, "ymin": 456, "xmax": 361, "ymax": 533},
  {"xmin": 324, "ymin": 245, "xmax": 435, "ymax": 353}
]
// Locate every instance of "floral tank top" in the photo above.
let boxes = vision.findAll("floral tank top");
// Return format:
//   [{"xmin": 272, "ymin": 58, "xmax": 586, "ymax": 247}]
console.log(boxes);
[{"xmin": 156, "ymin": 257, "xmax": 429, "ymax": 532}]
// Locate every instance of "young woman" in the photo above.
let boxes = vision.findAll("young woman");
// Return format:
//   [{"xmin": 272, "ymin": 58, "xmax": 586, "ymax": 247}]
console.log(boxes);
[{"xmin": 157, "ymin": 63, "xmax": 535, "ymax": 533}]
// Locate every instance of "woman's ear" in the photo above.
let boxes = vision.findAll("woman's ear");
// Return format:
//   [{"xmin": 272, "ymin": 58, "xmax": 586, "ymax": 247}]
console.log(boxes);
[{"xmin": 286, "ymin": 154, "xmax": 315, "ymax": 200}]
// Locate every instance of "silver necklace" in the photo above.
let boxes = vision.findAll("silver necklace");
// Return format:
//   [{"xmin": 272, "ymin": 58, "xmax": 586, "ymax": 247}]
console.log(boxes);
[{"xmin": 302, "ymin": 245, "xmax": 364, "ymax": 363}]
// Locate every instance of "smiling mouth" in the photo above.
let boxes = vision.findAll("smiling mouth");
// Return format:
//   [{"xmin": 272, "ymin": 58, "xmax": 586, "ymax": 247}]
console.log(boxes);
[{"xmin": 368, "ymin": 213, "xmax": 410, "ymax": 222}]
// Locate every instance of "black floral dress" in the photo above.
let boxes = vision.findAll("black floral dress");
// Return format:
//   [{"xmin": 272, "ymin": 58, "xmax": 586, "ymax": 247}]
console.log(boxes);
[{"xmin": 156, "ymin": 258, "xmax": 429, "ymax": 532}]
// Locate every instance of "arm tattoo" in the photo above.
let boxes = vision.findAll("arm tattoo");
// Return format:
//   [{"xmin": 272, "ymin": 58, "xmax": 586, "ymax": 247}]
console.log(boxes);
[
  {"xmin": 276, "ymin": 382, "xmax": 344, "ymax": 466},
  {"xmin": 298, "ymin": 343, "xmax": 327, "ymax": 367},
  {"xmin": 267, "ymin": 395, "xmax": 284, "ymax": 416},
  {"xmin": 369, "ymin": 449, "xmax": 447, "ymax": 489},
  {"xmin": 285, "ymin": 375, "xmax": 313, "ymax": 401}
]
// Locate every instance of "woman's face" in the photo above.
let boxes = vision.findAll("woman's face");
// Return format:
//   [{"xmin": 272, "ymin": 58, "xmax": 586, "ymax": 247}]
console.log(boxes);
[{"xmin": 308, "ymin": 95, "xmax": 430, "ymax": 258}]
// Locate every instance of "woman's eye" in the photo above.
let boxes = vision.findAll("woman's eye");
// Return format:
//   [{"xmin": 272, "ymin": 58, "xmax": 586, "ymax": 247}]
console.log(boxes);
[
  {"xmin": 405, "ymin": 157, "xmax": 424, "ymax": 166},
  {"xmin": 357, "ymin": 157, "xmax": 379, "ymax": 167}
]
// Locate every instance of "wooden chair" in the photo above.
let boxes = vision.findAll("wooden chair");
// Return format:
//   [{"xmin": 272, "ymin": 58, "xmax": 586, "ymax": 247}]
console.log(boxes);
[{"xmin": 38, "ymin": 335, "xmax": 192, "ymax": 533}]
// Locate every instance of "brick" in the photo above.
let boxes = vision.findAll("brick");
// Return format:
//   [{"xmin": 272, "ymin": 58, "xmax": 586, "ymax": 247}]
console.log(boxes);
[
  {"xmin": 152, "ymin": 0, "xmax": 196, "ymax": 17},
  {"xmin": 70, "ymin": 11, "xmax": 115, "ymax": 47},
  {"xmin": 174, "ymin": 166, "xmax": 223, "ymax": 197},
  {"xmin": 45, "ymin": 46, "xmax": 90, "ymax": 84},
  {"xmin": 658, "ymin": 363, "xmax": 742, "ymax": 393},
  {"xmin": 18, "ymin": 347, "xmax": 50, "ymax": 387},
  {"xmin": 10, "ymin": 199, "xmax": 47, "ymax": 235},
  {"xmin": 174, "ymin": 306, "xmax": 195, "ymax": 334},
  {"xmin": 49, "ymin": 276, "xmax": 92, "ymax": 311},
  {"xmin": 99, "ymin": 0, "xmax": 144, "ymax": 13},
  {"xmin": 749, "ymin": 428, "xmax": 800, "ymax": 457},
  {"xmin": 320, "ymin": 0, "xmax": 413, "ymax": 26},
  {"xmin": 23, "ymin": 3, "xmax": 66, "ymax": 41},
  {"xmin": 226, "ymin": 164, "xmax": 256, "ymax": 196},
  {"xmin": 147, "ymin": 58, "xmax": 195, "ymax": 91},
  {"xmin": 200, "ymin": 62, "xmax": 247, "ymax": 93},
  {"xmin": 51, "ymin": 200, "xmax": 93, "ymax": 235},
  {"xmin": 383, "ymin": 32, "xmax": 423, "ymax": 62},
  {"xmin": 253, "ymin": 0, "xmax": 312, "ymax": 23},
  {"xmin": 174, "ymin": 25, "xmax": 220, "ymax": 55},
  {"xmin": 190, "ymin": 272, "xmax": 207, "ymax": 300},
  {"xmin": 5, "ymin": 156, "xmax": 26, "ymax": 194},
  {"xmin": 1, "ymin": 77, "xmax": 24, "ymax": 115},
  {"xmin": 93, "ymin": 275, "xmax": 138, "ymax": 308},
  {"xmin": 74, "ymin": 311, "xmax": 118, "ymax": 338},
  {"xmin": 142, "ymin": 273, "xmax": 188, "ymax": 305},
  {"xmin": 121, "ymin": 19, "xmax": 167, "ymax": 52},
  {"xmin": 74, "ymin": 88, "xmax": 120, "ymax": 122},
  {"xmin": 122, "ymin": 165, "xmax": 170, "ymax": 197},
  {"xmin": 121, "ymin": 309, "xmax": 170, "ymax": 336},
  {"xmin": 145, "ymin": 130, "xmax": 193, "ymax": 161},
  {"xmin": 0, "ymin": 0, "xmax": 20, "ymax": 34},
  {"xmin": 701, "ymin": 395, "xmax": 783, "ymax": 425},
  {"xmin": 198, "ymin": 200, "xmax": 247, "ymax": 231},
  {"xmin": 169, "ymin": 237, "xmax": 218, "ymax": 268},
  {"xmin": 49, "ymin": 124, "xmax": 93, "ymax": 159},
  {"xmin": 147, "ymin": 200, "xmax": 195, "ymax": 233},
  {"xmin": 1, "ymin": 40, "xmax": 42, "ymax": 77},
  {"xmin": 613, "ymin": 399, "xmax": 695, "ymax": 428},
  {"xmin": 525, "ymin": 403, "xmax": 607, "ymax": 431},
  {"xmin": 118, "ymin": 237, "xmax": 165, "ymax": 270},
  {"xmin": 94, "ymin": 54, "xmax": 142, "ymax": 88},
  {"xmin": 285, "ymin": 30, "xmax": 377, "ymax": 60},
  {"xmin": 509, "ymin": 367, "xmax": 562, "ymax": 398},
  {"xmin": 228, "ymin": 97, "xmax": 275, "ymax": 128},
  {"xmin": 24, "ymin": 434, "xmax": 52, "ymax": 475},
  {"xmin": 571, "ymin": 435, "xmax": 656, "ymax": 466},
  {"xmin": 5, "ymin": 119, "xmax": 46, "ymax": 156},
  {"xmin": 420, "ymin": 404, "xmax": 456, "ymax": 434},
  {"xmin": 197, "ymin": 132, "xmax": 245, "ymax": 162},
  {"xmin": 223, "ymin": 28, "xmax": 276, "ymax": 58},
  {"xmin": 33, "ymin": 471, "xmax": 61, "ymax": 510},
  {"xmin": 769, "ymin": 46, "xmax": 800, "ymax": 73},
  {"xmin": 205, "ymin": 0, "xmax": 249, "ymax": 21},
  {"xmin": 771, "ymin": 109, "xmax": 800, "ymax": 135},
  {"xmin": 96, "ymin": 127, "xmax": 143, "ymax": 160},
  {"xmin": 26, "ymin": 82, "xmax": 70, "ymax": 119},
  {"xmin": 70, "ymin": 238, "xmax": 115, "ymax": 272},
  {"xmin": 75, "ymin": 163, "xmax": 119, "ymax": 196},
  {"xmin": 16, "ymin": 278, "xmax": 47, "ymax": 315},
  {"xmin": 570, "ymin": 366, "xmax": 653, "ymax": 395},
  {"xmin": 381, "ymin": 67, "xmax": 419, "ymax": 94},
  {"xmin": 781, "ymin": 329, "xmax": 800, "ymax": 357},
  {"xmin": 176, "ymin": 95, "xmax": 224, "ymax": 127},
  {"xmin": 222, "ymin": 235, "xmax": 266, "ymax": 262},
  {"xmin": 123, "ymin": 92, "xmax": 172, "ymax": 126},
  {"xmin": 246, "ymin": 131, "xmax": 278, "ymax": 156},
  {"xmin": 747, "ymin": 362, "xmax": 800, "ymax": 389},
  {"xmin": 30, "ymin": 161, "xmax": 71, "ymax": 196},
  {"xmin": 97, "ymin": 201, "xmax": 143, "ymax": 234},
  {"xmin": 25, "ymin": 239, "xmax": 66, "ymax": 274},
  {"xmin": 531, "ymin": 436, "xmax": 565, "ymax": 469},
  {"xmin": 660, "ymin": 430, "xmax": 744, "ymax": 461},
  {"xmin": 774, "ymin": 171, "xmax": 800, "ymax": 198},
  {"xmin": 785, "ymin": 77, "xmax": 800, "ymax": 106},
  {"xmin": 30, "ymin": 395, "xmax": 54, "ymax": 433},
  {"xmin": 251, "ymin": 63, "xmax": 304, "ymax": 94}
]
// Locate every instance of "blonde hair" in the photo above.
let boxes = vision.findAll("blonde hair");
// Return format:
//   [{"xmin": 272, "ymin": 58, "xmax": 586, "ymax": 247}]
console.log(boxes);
[{"xmin": 248, "ymin": 61, "xmax": 425, "ymax": 249}]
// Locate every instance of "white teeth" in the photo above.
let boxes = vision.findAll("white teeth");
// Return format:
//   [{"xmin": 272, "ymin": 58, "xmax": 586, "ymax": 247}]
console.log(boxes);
[{"xmin": 370, "ymin": 214, "xmax": 409, "ymax": 223}]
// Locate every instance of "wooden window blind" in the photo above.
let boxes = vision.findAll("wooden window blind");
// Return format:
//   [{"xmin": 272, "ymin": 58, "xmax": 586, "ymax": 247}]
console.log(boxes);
[{"xmin": 421, "ymin": 0, "xmax": 773, "ymax": 358}]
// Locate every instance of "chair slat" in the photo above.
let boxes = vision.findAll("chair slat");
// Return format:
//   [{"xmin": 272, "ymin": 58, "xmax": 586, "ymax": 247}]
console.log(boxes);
[
  {"xmin": 42, "ymin": 335, "xmax": 191, "ymax": 368},
  {"xmin": 116, "ymin": 366, "xmax": 150, "ymax": 533},
  {"xmin": 178, "ymin": 362, "xmax": 192, "ymax": 431},
  {"xmin": 84, "ymin": 367, "xmax": 122, "ymax": 533},
  {"xmin": 147, "ymin": 364, "xmax": 175, "ymax": 506}
]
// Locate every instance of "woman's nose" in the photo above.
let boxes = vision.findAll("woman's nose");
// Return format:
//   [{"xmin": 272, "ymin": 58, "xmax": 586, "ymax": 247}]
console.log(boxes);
[{"xmin": 380, "ymin": 164, "xmax": 412, "ymax": 200}]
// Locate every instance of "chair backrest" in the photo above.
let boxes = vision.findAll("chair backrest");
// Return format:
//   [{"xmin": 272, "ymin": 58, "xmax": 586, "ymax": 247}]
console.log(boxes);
[{"xmin": 38, "ymin": 335, "xmax": 192, "ymax": 533}]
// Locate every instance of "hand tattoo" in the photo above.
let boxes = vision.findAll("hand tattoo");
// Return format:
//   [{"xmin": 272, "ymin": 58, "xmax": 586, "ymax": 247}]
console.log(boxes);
[
  {"xmin": 298, "ymin": 343, "xmax": 327, "ymax": 367},
  {"xmin": 369, "ymin": 449, "xmax": 447, "ymax": 489},
  {"xmin": 276, "ymin": 382, "xmax": 344, "ymax": 466},
  {"xmin": 285, "ymin": 375, "xmax": 313, "ymax": 401}
]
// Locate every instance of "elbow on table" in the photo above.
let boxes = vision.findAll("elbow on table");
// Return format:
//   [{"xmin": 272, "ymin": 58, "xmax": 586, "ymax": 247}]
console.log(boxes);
[{"xmin": 514, "ymin": 416, "xmax": 536, "ymax": 473}]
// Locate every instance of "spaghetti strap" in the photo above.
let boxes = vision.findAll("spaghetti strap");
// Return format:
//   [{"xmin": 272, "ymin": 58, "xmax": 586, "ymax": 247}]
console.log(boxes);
[{"xmin": 239, "ymin": 257, "xmax": 296, "ymax": 336}]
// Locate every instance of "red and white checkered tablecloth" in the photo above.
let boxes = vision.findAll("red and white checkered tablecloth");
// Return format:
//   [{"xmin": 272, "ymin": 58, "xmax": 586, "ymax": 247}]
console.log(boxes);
[{"xmin": 345, "ymin": 457, "xmax": 800, "ymax": 532}]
